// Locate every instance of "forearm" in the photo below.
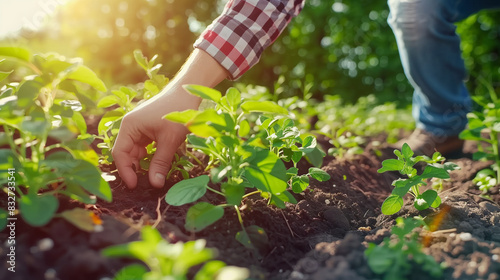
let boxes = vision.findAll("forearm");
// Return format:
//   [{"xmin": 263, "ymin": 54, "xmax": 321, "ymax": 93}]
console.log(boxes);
[
  {"xmin": 143, "ymin": 48, "xmax": 228, "ymax": 110},
  {"xmin": 194, "ymin": 0, "xmax": 305, "ymax": 80},
  {"xmin": 169, "ymin": 48, "xmax": 229, "ymax": 90}
]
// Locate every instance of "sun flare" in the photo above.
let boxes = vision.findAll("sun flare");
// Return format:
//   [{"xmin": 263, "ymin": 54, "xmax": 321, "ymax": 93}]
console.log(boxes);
[{"xmin": 0, "ymin": 0, "xmax": 65, "ymax": 38}]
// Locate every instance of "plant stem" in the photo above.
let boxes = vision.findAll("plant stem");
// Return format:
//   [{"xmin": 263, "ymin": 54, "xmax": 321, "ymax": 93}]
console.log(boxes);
[
  {"xmin": 490, "ymin": 130, "xmax": 500, "ymax": 179},
  {"xmin": 234, "ymin": 205, "xmax": 245, "ymax": 231},
  {"xmin": 242, "ymin": 190, "xmax": 261, "ymax": 199},
  {"xmin": 2, "ymin": 125, "xmax": 18, "ymax": 155},
  {"xmin": 206, "ymin": 186, "xmax": 225, "ymax": 197}
]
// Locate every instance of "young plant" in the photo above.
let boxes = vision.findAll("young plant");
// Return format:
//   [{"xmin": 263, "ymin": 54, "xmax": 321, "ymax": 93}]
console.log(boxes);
[
  {"xmin": 257, "ymin": 116, "xmax": 330, "ymax": 197},
  {"xmin": 0, "ymin": 47, "xmax": 111, "ymax": 230},
  {"xmin": 459, "ymin": 83, "xmax": 500, "ymax": 192},
  {"xmin": 163, "ymin": 85, "xmax": 329, "ymax": 249},
  {"xmin": 377, "ymin": 143, "xmax": 459, "ymax": 215},
  {"xmin": 365, "ymin": 217, "xmax": 443, "ymax": 280},
  {"xmin": 96, "ymin": 50, "xmax": 169, "ymax": 164},
  {"xmin": 102, "ymin": 226, "xmax": 249, "ymax": 280},
  {"xmin": 472, "ymin": 168, "xmax": 497, "ymax": 194}
]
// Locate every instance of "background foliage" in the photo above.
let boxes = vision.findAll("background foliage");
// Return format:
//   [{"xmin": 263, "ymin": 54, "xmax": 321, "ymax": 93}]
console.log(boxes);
[{"xmin": 1, "ymin": 0, "xmax": 499, "ymax": 105}]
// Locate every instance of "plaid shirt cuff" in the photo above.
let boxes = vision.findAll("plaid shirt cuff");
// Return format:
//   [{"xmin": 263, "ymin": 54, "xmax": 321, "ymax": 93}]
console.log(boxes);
[{"xmin": 194, "ymin": 0, "xmax": 304, "ymax": 80}]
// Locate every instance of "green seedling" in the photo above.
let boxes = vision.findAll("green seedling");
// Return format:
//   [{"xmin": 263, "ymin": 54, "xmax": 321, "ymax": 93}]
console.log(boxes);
[
  {"xmin": 365, "ymin": 217, "xmax": 443, "ymax": 280},
  {"xmin": 472, "ymin": 168, "xmax": 497, "ymax": 194},
  {"xmin": 102, "ymin": 226, "xmax": 249, "ymax": 280},
  {"xmin": 459, "ymin": 81, "xmax": 500, "ymax": 192},
  {"xmin": 164, "ymin": 85, "xmax": 329, "ymax": 249},
  {"xmin": 96, "ymin": 50, "xmax": 169, "ymax": 164},
  {"xmin": 0, "ymin": 46, "xmax": 111, "ymax": 230},
  {"xmin": 377, "ymin": 143, "xmax": 459, "ymax": 215}
]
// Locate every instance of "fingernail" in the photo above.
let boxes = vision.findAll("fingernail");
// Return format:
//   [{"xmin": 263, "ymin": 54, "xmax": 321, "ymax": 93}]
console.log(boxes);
[{"xmin": 155, "ymin": 173, "xmax": 165, "ymax": 185}]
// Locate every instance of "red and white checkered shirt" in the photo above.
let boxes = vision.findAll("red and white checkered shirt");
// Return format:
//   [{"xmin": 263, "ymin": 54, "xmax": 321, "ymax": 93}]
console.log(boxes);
[{"xmin": 194, "ymin": 0, "xmax": 305, "ymax": 80}]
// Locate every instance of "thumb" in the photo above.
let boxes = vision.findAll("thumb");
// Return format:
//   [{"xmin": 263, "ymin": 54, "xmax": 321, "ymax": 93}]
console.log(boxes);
[{"xmin": 148, "ymin": 145, "xmax": 175, "ymax": 188}]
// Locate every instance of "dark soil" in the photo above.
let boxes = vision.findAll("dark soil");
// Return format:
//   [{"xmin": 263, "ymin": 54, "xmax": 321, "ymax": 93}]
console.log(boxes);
[{"xmin": 1, "ymin": 141, "xmax": 500, "ymax": 280}]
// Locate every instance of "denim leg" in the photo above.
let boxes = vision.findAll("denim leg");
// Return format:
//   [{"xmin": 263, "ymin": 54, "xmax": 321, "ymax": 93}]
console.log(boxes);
[{"xmin": 387, "ymin": 0, "xmax": 500, "ymax": 137}]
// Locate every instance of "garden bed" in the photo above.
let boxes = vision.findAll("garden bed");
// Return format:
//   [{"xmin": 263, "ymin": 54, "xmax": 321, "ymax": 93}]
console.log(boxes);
[{"xmin": 1, "ymin": 141, "xmax": 499, "ymax": 280}]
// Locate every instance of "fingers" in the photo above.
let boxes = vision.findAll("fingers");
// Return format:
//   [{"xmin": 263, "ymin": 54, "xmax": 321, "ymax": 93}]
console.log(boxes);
[
  {"xmin": 112, "ymin": 130, "xmax": 144, "ymax": 189},
  {"xmin": 148, "ymin": 143, "xmax": 176, "ymax": 188}
]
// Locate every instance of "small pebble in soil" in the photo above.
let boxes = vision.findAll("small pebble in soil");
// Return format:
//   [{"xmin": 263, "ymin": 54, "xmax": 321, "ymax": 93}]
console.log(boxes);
[
  {"xmin": 325, "ymin": 199, "xmax": 331, "ymax": 205},
  {"xmin": 37, "ymin": 238, "xmax": 54, "ymax": 252},
  {"xmin": 459, "ymin": 232, "xmax": 472, "ymax": 241},
  {"xmin": 290, "ymin": 271, "xmax": 306, "ymax": 279},
  {"xmin": 44, "ymin": 268, "xmax": 57, "ymax": 280}
]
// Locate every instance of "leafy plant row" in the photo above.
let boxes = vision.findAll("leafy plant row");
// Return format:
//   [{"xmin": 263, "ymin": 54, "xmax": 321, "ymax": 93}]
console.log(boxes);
[
  {"xmin": 162, "ymin": 85, "xmax": 330, "ymax": 249},
  {"xmin": 0, "ymin": 47, "xmax": 111, "ymax": 231}
]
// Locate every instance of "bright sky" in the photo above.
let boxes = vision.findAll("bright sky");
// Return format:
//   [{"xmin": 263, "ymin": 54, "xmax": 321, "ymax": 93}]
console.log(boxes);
[{"xmin": 0, "ymin": 0, "xmax": 65, "ymax": 38}]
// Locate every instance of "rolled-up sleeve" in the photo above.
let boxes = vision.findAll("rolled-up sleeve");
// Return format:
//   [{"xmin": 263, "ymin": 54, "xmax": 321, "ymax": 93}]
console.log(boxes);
[{"xmin": 194, "ymin": 0, "xmax": 305, "ymax": 80}]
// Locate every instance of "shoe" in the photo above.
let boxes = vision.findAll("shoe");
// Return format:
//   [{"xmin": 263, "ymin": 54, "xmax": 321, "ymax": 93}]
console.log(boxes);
[{"xmin": 392, "ymin": 128, "xmax": 464, "ymax": 157}]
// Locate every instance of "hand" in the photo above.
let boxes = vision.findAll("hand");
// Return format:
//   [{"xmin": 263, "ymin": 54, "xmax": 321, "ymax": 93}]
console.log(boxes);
[
  {"xmin": 112, "ymin": 88, "xmax": 201, "ymax": 189},
  {"xmin": 111, "ymin": 49, "xmax": 228, "ymax": 189}
]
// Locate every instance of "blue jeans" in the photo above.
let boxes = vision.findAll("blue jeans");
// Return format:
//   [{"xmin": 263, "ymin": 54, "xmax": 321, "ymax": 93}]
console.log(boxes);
[{"xmin": 388, "ymin": 0, "xmax": 500, "ymax": 137}]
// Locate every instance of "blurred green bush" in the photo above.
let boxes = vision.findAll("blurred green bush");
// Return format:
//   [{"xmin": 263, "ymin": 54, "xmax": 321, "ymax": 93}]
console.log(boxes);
[{"xmin": 1, "ymin": 0, "xmax": 498, "ymax": 105}]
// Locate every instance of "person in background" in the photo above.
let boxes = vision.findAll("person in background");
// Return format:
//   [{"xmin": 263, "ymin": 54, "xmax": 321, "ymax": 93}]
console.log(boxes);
[
  {"xmin": 388, "ymin": 0, "xmax": 500, "ymax": 156},
  {"xmin": 112, "ymin": 0, "xmax": 500, "ymax": 189}
]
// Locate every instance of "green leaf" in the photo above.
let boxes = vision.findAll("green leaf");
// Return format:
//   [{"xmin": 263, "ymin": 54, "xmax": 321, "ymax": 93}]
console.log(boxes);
[
  {"xmin": 165, "ymin": 175, "xmax": 209, "ymax": 206},
  {"xmin": 98, "ymin": 110, "xmax": 124, "ymax": 135},
  {"xmin": 391, "ymin": 179, "xmax": 412, "ymax": 197},
  {"xmin": 186, "ymin": 110, "xmax": 233, "ymax": 137},
  {"xmin": 292, "ymin": 150, "xmax": 303, "ymax": 165},
  {"xmin": 305, "ymin": 147, "xmax": 325, "ymax": 168},
  {"xmin": 308, "ymin": 167, "xmax": 330, "ymax": 181},
  {"xmin": 194, "ymin": 260, "xmax": 227, "ymax": 280},
  {"xmin": 221, "ymin": 182, "xmax": 245, "ymax": 206},
  {"xmin": 238, "ymin": 119, "xmax": 251, "ymax": 137},
  {"xmin": 0, "ymin": 209, "xmax": 7, "ymax": 231},
  {"xmin": 243, "ymin": 148, "xmax": 287, "ymax": 194},
  {"xmin": 0, "ymin": 46, "xmax": 31, "ymax": 62},
  {"xmin": 381, "ymin": 194, "xmax": 404, "ymax": 215},
  {"xmin": 187, "ymin": 134, "xmax": 209, "ymax": 149},
  {"xmin": 164, "ymin": 109, "xmax": 199, "ymax": 124},
  {"xmin": 421, "ymin": 189, "xmax": 440, "ymax": 209},
  {"xmin": 184, "ymin": 84, "xmax": 221, "ymax": 103},
  {"xmin": 291, "ymin": 175, "xmax": 309, "ymax": 193},
  {"xmin": 65, "ymin": 160, "xmax": 112, "ymax": 202},
  {"xmin": 17, "ymin": 80, "xmax": 42, "ymax": 108},
  {"xmin": 60, "ymin": 208, "xmax": 98, "ymax": 232},
  {"xmin": 366, "ymin": 244, "xmax": 396, "ymax": 274},
  {"xmin": 235, "ymin": 225, "xmax": 268, "ymax": 250},
  {"xmin": 401, "ymin": 143, "xmax": 414, "ymax": 159},
  {"xmin": 48, "ymin": 126, "xmax": 75, "ymax": 142},
  {"xmin": 241, "ymin": 100, "xmax": 288, "ymax": 114},
  {"xmin": 459, "ymin": 126, "xmax": 485, "ymax": 141},
  {"xmin": 141, "ymin": 225, "xmax": 163, "ymax": 243},
  {"xmin": 133, "ymin": 49, "xmax": 149, "ymax": 71},
  {"xmin": 21, "ymin": 117, "xmax": 50, "ymax": 137},
  {"xmin": 97, "ymin": 95, "xmax": 119, "ymax": 108},
  {"xmin": 420, "ymin": 165, "xmax": 450, "ymax": 179},
  {"xmin": 66, "ymin": 65, "xmax": 107, "ymax": 92},
  {"xmin": 226, "ymin": 87, "xmax": 241, "ymax": 111},
  {"xmin": 113, "ymin": 264, "xmax": 148, "ymax": 280},
  {"xmin": 64, "ymin": 182, "xmax": 97, "ymax": 204},
  {"xmin": 430, "ymin": 195, "xmax": 441, "ymax": 208},
  {"xmin": 20, "ymin": 194, "xmax": 59, "ymax": 226},
  {"xmin": 270, "ymin": 191, "xmax": 297, "ymax": 208},
  {"xmin": 0, "ymin": 70, "xmax": 13, "ymax": 82},
  {"xmin": 185, "ymin": 202, "xmax": 224, "ymax": 232},
  {"xmin": 378, "ymin": 159, "xmax": 404, "ymax": 173},
  {"xmin": 72, "ymin": 111, "xmax": 87, "ymax": 134},
  {"xmin": 300, "ymin": 136, "xmax": 317, "ymax": 153}
]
